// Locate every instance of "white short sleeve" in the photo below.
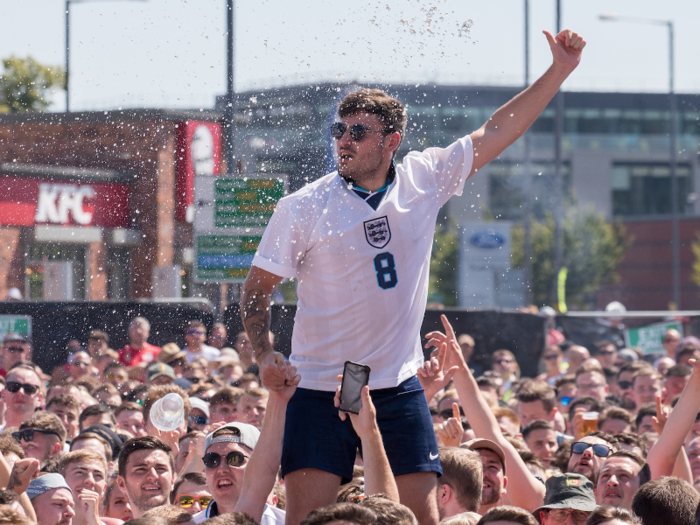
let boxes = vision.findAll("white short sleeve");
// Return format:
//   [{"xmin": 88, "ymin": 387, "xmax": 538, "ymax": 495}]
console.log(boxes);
[
  {"xmin": 252, "ymin": 197, "xmax": 307, "ymax": 279},
  {"xmin": 400, "ymin": 135, "xmax": 474, "ymax": 206}
]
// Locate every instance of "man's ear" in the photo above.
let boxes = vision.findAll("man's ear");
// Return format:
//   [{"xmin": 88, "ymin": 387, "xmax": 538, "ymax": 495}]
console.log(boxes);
[
  {"xmin": 117, "ymin": 475, "xmax": 126, "ymax": 492},
  {"xmin": 387, "ymin": 132, "xmax": 402, "ymax": 155},
  {"xmin": 438, "ymin": 483, "xmax": 451, "ymax": 505},
  {"xmin": 51, "ymin": 442, "xmax": 62, "ymax": 457},
  {"xmin": 502, "ymin": 475, "xmax": 508, "ymax": 494}
]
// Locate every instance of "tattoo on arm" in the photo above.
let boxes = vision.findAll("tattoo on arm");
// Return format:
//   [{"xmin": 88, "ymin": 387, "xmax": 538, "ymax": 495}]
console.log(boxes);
[
  {"xmin": 241, "ymin": 287, "xmax": 274, "ymax": 360},
  {"xmin": 7, "ymin": 469, "xmax": 20, "ymax": 491}
]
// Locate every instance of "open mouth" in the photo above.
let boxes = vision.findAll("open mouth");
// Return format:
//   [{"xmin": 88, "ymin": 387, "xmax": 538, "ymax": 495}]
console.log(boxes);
[{"xmin": 216, "ymin": 479, "xmax": 233, "ymax": 490}]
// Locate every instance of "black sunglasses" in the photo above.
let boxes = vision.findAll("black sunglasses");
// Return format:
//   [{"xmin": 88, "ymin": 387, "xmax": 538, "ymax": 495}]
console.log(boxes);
[
  {"xmin": 331, "ymin": 122, "xmax": 385, "ymax": 142},
  {"xmin": 543, "ymin": 354, "xmax": 559, "ymax": 360},
  {"xmin": 439, "ymin": 407, "xmax": 465, "ymax": 420},
  {"xmin": 202, "ymin": 450, "xmax": 248, "ymax": 469},
  {"xmin": 13, "ymin": 428, "xmax": 61, "ymax": 443},
  {"xmin": 188, "ymin": 415, "xmax": 208, "ymax": 427},
  {"xmin": 618, "ymin": 380, "xmax": 632, "ymax": 390},
  {"xmin": 4, "ymin": 346, "xmax": 26, "ymax": 354},
  {"xmin": 571, "ymin": 441, "xmax": 611, "ymax": 458},
  {"xmin": 6, "ymin": 381, "xmax": 39, "ymax": 395}
]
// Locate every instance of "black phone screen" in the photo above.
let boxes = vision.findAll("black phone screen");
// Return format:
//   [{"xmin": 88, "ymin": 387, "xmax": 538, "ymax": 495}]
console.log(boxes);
[{"xmin": 339, "ymin": 361, "xmax": 371, "ymax": 414}]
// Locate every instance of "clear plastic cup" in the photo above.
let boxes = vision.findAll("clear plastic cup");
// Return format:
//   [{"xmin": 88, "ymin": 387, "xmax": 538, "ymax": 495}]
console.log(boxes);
[
  {"xmin": 149, "ymin": 393, "xmax": 185, "ymax": 432},
  {"xmin": 581, "ymin": 411, "xmax": 599, "ymax": 436}
]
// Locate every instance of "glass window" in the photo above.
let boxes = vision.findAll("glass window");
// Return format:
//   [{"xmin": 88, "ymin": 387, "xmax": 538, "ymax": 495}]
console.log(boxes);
[
  {"xmin": 25, "ymin": 244, "xmax": 87, "ymax": 300},
  {"xmin": 612, "ymin": 163, "xmax": 692, "ymax": 216}
]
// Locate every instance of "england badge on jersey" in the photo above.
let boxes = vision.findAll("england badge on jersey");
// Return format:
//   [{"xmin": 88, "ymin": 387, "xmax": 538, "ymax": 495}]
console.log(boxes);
[{"xmin": 364, "ymin": 216, "xmax": 391, "ymax": 249}]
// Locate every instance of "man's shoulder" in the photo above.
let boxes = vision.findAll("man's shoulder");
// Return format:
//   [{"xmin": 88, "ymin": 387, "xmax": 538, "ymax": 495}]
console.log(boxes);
[{"xmin": 279, "ymin": 172, "xmax": 339, "ymax": 206}]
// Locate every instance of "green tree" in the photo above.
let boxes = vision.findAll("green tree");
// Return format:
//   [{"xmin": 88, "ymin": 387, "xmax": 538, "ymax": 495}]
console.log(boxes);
[
  {"xmin": 690, "ymin": 234, "xmax": 700, "ymax": 289},
  {"xmin": 429, "ymin": 220, "xmax": 459, "ymax": 306},
  {"xmin": 512, "ymin": 209, "xmax": 630, "ymax": 309},
  {"xmin": 0, "ymin": 56, "xmax": 64, "ymax": 113}
]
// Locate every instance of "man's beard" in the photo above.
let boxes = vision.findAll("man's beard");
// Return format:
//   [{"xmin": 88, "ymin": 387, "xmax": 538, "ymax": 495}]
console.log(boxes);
[
  {"xmin": 129, "ymin": 483, "xmax": 168, "ymax": 512},
  {"xmin": 481, "ymin": 483, "xmax": 501, "ymax": 505}
]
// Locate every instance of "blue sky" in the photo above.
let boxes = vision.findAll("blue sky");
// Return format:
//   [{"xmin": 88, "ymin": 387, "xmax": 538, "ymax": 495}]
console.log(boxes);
[{"xmin": 3, "ymin": 0, "xmax": 700, "ymax": 111}]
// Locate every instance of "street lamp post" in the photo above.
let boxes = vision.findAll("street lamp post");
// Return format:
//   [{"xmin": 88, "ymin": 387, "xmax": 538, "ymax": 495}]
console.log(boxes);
[
  {"xmin": 225, "ymin": 0, "xmax": 236, "ymax": 174},
  {"xmin": 600, "ymin": 14, "xmax": 680, "ymax": 308},
  {"xmin": 65, "ymin": 0, "xmax": 147, "ymax": 113}
]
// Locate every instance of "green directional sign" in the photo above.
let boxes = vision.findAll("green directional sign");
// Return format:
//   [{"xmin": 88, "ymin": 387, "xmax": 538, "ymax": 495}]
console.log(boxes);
[
  {"xmin": 0, "ymin": 315, "xmax": 32, "ymax": 341},
  {"xmin": 195, "ymin": 235, "xmax": 263, "ymax": 281},
  {"xmin": 215, "ymin": 177, "xmax": 285, "ymax": 228},
  {"xmin": 624, "ymin": 321, "xmax": 682, "ymax": 355}
]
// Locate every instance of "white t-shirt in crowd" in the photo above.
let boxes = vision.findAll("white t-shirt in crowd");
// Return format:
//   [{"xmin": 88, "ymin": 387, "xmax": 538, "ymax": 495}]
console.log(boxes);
[
  {"xmin": 253, "ymin": 136, "xmax": 474, "ymax": 391},
  {"xmin": 192, "ymin": 502, "xmax": 285, "ymax": 525},
  {"xmin": 184, "ymin": 344, "xmax": 220, "ymax": 363}
]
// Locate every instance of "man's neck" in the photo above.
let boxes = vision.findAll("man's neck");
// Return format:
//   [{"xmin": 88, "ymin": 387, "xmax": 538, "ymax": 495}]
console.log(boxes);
[
  {"xmin": 342, "ymin": 160, "xmax": 394, "ymax": 193},
  {"xmin": 216, "ymin": 495, "xmax": 240, "ymax": 515},
  {"xmin": 6, "ymin": 408, "xmax": 33, "ymax": 428},
  {"xmin": 129, "ymin": 341, "xmax": 146, "ymax": 351},
  {"xmin": 188, "ymin": 344, "xmax": 203, "ymax": 353}
]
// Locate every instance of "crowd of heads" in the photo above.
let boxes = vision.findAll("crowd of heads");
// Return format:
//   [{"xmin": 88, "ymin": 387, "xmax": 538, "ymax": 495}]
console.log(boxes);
[{"xmin": 0, "ymin": 319, "xmax": 700, "ymax": 525}]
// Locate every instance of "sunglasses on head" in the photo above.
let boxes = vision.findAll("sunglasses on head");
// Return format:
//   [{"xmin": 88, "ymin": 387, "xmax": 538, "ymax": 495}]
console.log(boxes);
[
  {"xmin": 202, "ymin": 450, "xmax": 248, "ymax": 469},
  {"xmin": 571, "ymin": 441, "xmax": 611, "ymax": 457},
  {"xmin": 330, "ymin": 122, "xmax": 385, "ymax": 142},
  {"xmin": 6, "ymin": 381, "xmax": 39, "ymax": 395},
  {"xmin": 13, "ymin": 428, "xmax": 61, "ymax": 443},
  {"xmin": 176, "ymin": 494, "xmax": 212, "ymax": 509},
  {"xmin": 188, "ymin": 414, "xmax": 208, "ymax": 427}
]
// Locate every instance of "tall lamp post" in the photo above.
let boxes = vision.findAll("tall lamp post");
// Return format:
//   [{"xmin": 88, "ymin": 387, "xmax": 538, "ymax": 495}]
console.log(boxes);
[
  {"xmin": 600, "ymin": 14, "xmax": 680, "ymax": 308},
  {"xmin": 65, "ymin": 0, "xmax": 147, "ymax": 112}
]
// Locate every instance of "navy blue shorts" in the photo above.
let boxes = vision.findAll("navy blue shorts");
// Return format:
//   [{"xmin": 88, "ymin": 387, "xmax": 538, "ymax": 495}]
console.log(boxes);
[{"xmin": 281, "ymin": 376, "xmax": 441, "ymax": 482}]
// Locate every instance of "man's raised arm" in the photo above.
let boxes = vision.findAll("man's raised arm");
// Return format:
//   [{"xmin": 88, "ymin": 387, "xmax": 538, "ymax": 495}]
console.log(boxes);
[
  {"xmin": 468, "ymin": 29, "xmax": 586, "ymax": 176},
  {"xmin": 423, "ymin": 315, "xmax": 546, "ymax": 511},
  {"xmin": 241, "ymin": 265, "xmax": 287, "ymax": 389}
]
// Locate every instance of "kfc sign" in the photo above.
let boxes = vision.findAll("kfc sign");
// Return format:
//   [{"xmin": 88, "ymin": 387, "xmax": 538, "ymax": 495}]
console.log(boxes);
[
  {"xmin": 176, "ymin": 120, "xmax": 222, "ymax": 222},
  {"xmin": 0, "ymin": 177, "xmax": 130, "ymax": 228},
  {"xmin": 35, "ymin": 184, "xmax": 95, "ymax": 225}
]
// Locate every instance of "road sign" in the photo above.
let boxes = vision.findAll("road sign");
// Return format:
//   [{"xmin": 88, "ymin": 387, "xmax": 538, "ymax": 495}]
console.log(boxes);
[
  {"xmin": 193, "ymin": 174, "xmax": 287, "ymax": 283},
  {"xmin": 0, "ymin": 315, "xmax": 32, "ymax": 341},
  {"xmin": 214, "ymin": 177, "xmax": 284, "ymax": 228},
  {"xmin": 624, "ymin": 321, "xmax": 682, "ymax": 355},
  {"xmin": 195, "ymin": 234, "xmax": 263, "ymax": 281}
]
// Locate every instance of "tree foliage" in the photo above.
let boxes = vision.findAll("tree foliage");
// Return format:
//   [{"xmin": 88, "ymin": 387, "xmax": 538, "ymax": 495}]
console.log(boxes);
[
  {"xmin": 429, "ymin": 221, "xmax": 459, "ymax": 306},
  {"xmin": 690, "ymin": 234, "xmax": 700, "ymax": 290},
  {"xmin": 511, "ymin": 210, "xmax": 631, "ymax": 309},
  {"xmin": 0, "ymin": 56, "xmax": 64, "ymax": 113}
]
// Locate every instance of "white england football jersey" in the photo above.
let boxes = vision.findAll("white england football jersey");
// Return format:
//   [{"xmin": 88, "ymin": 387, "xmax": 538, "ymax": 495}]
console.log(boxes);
[{"xmin": 252, "ymin": 135, "xmax": 474, "ymax": 391}]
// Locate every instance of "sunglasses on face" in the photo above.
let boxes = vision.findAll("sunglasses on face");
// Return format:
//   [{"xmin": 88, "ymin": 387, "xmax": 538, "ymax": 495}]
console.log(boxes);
[
  {"xmin": 187, "ymin": 330, "xmax": 204, "ymax": 336},
  {"xmin": 72, "ymin": 361, "xmax": 89, "ymax": 367},
  {"xmin": 543, "ymin": 354, "xmax": 559, "ymax": 360},
  {"xmin": 202, "ymin": 450, "xmax": 248, "ymax": 469},
  {"xmin": 618, "ymin": 381, "xmax": 632, "ymax": 390},
  {"xmin": 546, "ymin": 509, "xmax": 589, "ymax": 524},
  {"xmin": 13, "ymin": 428, "xmax": 61, "ymax": 443},
  {"xmin": 439, "ymin": 407, "xmax": 464, "ymax": 420},
  {"xmin": 188, "ymin": 415, "xmax": 208, "ymax": 427},
  {"xmin": 559, "ymin": 396, "xmax": 574, "ymax": 406},
  {"xmin": 571, "ymin": 441, "xmax": 611, "ymax": 457},
  {"xmin": 188, "ymin": 377, "xmax": 201, "ymax": 384},
  {"xmin": 6, "ymin": 381, "xmax": 39, "ymax": 395},
  {"xmin": 494, "ymin": 359, "xmax": 513, "ymax": 365},
  {"xmin": 4, "ymin": 346, "xmax": 26, "ymax": 354},
  {"xmin": 176, "ymin": 494, "xmax": 212, "ymax": 509},
  {"xmin": 330, "ymin": 122, "xmax": 385, "ymax": 142}
]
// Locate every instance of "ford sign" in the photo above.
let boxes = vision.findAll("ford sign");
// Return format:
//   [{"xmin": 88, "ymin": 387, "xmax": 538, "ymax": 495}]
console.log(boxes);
[{"xmin": 470, "ymin": 230, "xmax": 506, "ymax": 249}]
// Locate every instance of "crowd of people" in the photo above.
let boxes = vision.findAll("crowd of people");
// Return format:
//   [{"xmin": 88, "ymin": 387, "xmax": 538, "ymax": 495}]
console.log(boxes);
[{"xmin": 0, "ymin": 317, "xmax": 698, "ymax": 525}]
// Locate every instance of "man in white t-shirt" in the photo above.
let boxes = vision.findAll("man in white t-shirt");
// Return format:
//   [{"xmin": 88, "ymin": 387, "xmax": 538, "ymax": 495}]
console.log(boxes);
[
  {"xmin": 182, "ymin": 320, "xmax": 220, "ymax": 363},
  {"xmin": 241, "ymin": 29, "xmax": 586, "ymax": 525}
]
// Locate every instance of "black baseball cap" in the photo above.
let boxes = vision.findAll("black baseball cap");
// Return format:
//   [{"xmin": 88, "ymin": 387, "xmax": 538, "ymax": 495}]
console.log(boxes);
[{"xmin": 534, "ymin": 473, "xmax": 596, "ymax": 513}]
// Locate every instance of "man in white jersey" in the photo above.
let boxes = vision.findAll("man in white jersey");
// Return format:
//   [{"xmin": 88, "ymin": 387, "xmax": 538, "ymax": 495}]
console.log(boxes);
[{"xmin": 242, "ymin": 29, "xmax": 586, "ymax": 525}]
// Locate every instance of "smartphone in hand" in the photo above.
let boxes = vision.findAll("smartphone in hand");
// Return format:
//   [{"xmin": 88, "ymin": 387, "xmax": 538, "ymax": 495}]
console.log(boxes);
[{"xmin": 339, "ymin": 361, "xmax": 371, "ymax": 414}]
